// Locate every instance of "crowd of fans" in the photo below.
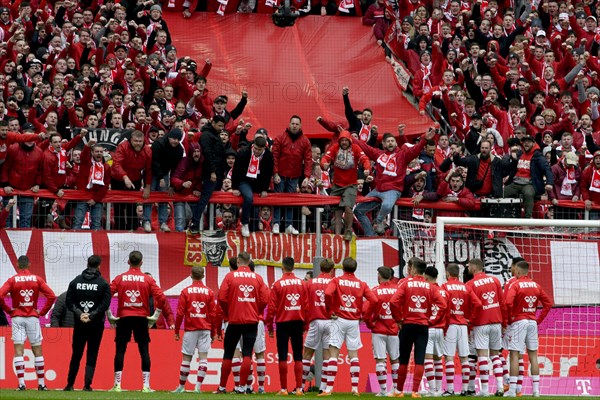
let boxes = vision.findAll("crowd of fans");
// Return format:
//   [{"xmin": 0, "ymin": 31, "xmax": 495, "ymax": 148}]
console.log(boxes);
[{"xmin": 0, "ymin": 0, "xmax": 599, "ymax": 239}]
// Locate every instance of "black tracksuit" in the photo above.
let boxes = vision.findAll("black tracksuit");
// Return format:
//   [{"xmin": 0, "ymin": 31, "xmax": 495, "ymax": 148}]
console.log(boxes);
[{"xmin": 65, "ymin": 268, "xmax": 111, "ymax": 388}]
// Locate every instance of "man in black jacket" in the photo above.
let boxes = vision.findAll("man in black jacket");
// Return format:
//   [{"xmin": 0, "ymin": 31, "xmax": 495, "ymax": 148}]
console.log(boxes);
[
  {"xmin": 189, "ymin": 116, "xmax": 227, "ymax": 234},
  {"xmin": 231, "ymin": 136, "xmax": 274, "ymax": 237},
  {"xmin": 343, "ymin": 87, "xmax": 378, "ymax": 147},
  {"xmin": 64, "ymin": 255, "xmax": 111, "ymax": 391},
  {"xmin": 50, "ymin": 292, "xmax": 76, "ymax": 327},
  {"xmin": 143, "ymin": 128, "xmax": 185, "ymax": 232},
  {"xmin": 453, "ymin": 140, "xmax": 510, "ymax": 198}
]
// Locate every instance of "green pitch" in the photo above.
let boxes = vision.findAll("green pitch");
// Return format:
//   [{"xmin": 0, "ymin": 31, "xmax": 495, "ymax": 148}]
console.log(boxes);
[{"xmin": 0, "ymin": 391, "xmax": 597, "ymax": 400}]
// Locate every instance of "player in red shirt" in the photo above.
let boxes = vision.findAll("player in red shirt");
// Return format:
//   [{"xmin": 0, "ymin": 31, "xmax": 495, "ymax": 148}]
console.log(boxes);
[
  {"xmin": 109, "ymin": 251, "xmax": 173, "ymax": 393},
  {"xmin": 502, "ymin": 257, "xmax": 525, "ymax": 395},
  {"xmin": 320, "ymin": 257, "xmax": 377, "ymax": 396},
  {"xmin": 504, "ymin": 261, "xmax": 553, "ymax": 398},
  {"xmin": 423, "ymin": 267, "xmax": 449, "ymax": 397},
  {"xmin": 173, "ymin": 266, "xmax": 217, "ymax": 393},
  {"xmin": 0, "ymin": 256, "xmax": 56, "ymax": 391},
  {"xmin": 390, "ymin": 258, "xmax": 447, "ymax": 398},
  {"xmin": 364, "ymin": 267, "xmax": 400, "ymax": 397},
  {"xmin": 466, "ymin": 258, "xmax": 507, "ymax": 397},
  {"xmin": 440, "ymin": 263, "xmax": 482, "ymax": 396},
  {"xmin": 216, "ymin": 252, "xmax": 270, "ymax": 394},
  {"xmin": 266, "ymin": 257, "xmax": 307, "ymax": 395},
  {"xmin": 301, "ymin": 258, "xmax": 335, "ymax": 393}
]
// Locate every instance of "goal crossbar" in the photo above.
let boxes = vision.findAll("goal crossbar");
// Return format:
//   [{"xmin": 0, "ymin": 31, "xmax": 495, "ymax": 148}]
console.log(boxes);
[{"xmin": 434, "ymin": 217, "xmax": 600, "ymax": 272}]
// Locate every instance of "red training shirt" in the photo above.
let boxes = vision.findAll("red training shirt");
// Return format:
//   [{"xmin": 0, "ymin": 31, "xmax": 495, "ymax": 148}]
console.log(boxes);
[
  {"xmin": 175, "ymin": 280, "xmax": 216, "ymax": 336},
  {"xmin": 218, "ymin": 266, "xmax": 270, "ymax": 325},
  {"xmin": 305, "ymin": 273, "xmax": 334, "ymax": 322},
  {"xmin": 466, "ymin": 271, "xmax": 506, "ymax": 327},
  {"xmin": 325, "ymin": 271, "xmax": 377, "ymax": 320},
  {"xmin": 364, "ymin": 280, "xmax": 399, "ymax": 336},
  {"xmin": 390, "ymin": 275, "xmax": 447, "ymax": 326},
  {"xmin": 441, "ymin": 277, "xmax": 483, "ymax": 326},
  {"xmin": 505, "ymin": 276, "xmax": 553, "ymax": 325},
  {"xmin": 266, "ymin": 272, "xmax": 307, "ymax": 331},
  {"xmin": 0, "ymin": 269, "xmax": 56, "ymax": 318}
]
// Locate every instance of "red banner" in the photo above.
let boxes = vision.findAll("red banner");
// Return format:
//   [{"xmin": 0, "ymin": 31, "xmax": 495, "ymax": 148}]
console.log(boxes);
[{"xmin": 0, "ymin": 328, "xmax": 597, "ymax": 392}]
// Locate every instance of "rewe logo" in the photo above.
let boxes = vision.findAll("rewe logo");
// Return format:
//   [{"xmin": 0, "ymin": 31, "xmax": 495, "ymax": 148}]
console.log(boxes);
[
  {"xmin": 524, "ymin": 296, "xmax": 537, "ymax": 308},
  {"xmin": 19, "ymin": 290, "xmax": 34, "ymax": 302},
  {"xmin": 315, "ymin": 290, "xmax": 325, "ymax": 303},
  {"xmin": 452, "ymin": 298, "xmax": 464, "ymax": 310},
  {"xmin": 341, "ymin": 294, "xmax": 356, "ymax": 307},
  {"xmin": 286, "ymin": 293, "xmax": 300, "ymax": 306},
  {"xmin": 192, "ymin": 301, "xmax": 205, "ymax": 313},
  {"xmin": 482, "ymin": 291, "xmax": 496, "ymax": 304},
  {"xmin": 411, "ymin": 295, "xmax": 426, "ymax": 308},
  {"xmin": 125, "ymin": 290, "xmax": 140, "ymax": 303},
  {"xmin": 381, "ymin": 302, "xmax": 391, "ymax": 315},
  {"xmin": 80, "ymin": 301, "xmax": 94, "ymax": 313},
  {"xmin": 239, "ymin": 285, "xmax": 254, "ymax": 298}
]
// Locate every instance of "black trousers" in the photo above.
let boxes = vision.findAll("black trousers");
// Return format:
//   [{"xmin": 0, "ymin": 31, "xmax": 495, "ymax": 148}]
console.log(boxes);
[
  {"xmin": 223, "ymin": 323, "xmax": 258, "ymax": 359},
  {"xmin": 67, "ymin": 321, "xmax": 104, "ymax": 387},
  {"xmin": 276, "ymin": 320, "xmax": 304, "ymax": 362},
  {"xmin": 399, "ymin": 324, "xmax": 429, "ymax": 365},
  {"xmin": 111, "ymin": 179, "xmax": 142, "ymax": 231},
  {"xmin": 114, "ymin": 317, "xmax": 151, "ymax": 372}
]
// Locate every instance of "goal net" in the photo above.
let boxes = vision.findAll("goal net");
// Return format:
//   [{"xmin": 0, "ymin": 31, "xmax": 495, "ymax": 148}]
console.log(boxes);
[{"xmin": 394, "ymin": 217, "xmax": 600, "ymax": 397}]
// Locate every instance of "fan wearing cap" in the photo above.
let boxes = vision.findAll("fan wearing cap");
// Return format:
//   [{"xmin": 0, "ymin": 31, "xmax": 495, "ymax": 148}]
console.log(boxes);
[
  {"xmin": 503, "ymin": 135, "xmax": 554, "ymax": 218},
  {"xmin": 139, "ymin": 4, "xmax": 172, "ymax": 49},
  {"xmin": 142, "ymin": 128, "xmax": 185, "ymax": 232},
  {"xmin": 568, "ymin": 10, "xmax": 595, "ymax": 50},
  {"xmin": 580, "ymin": 150, "xmax": 600, "ymax": 216},
  {"xmin": 549, "ymin": 152, "xmax": 581, "ymax": 217},
  {"xmin": 195, "ymin": 91, "xmax": 248, "ymax": 134}
]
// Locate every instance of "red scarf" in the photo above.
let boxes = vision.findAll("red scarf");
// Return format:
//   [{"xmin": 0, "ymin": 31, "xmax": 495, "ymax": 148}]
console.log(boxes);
[
  {"xmin": 52, "ymin": 146, "xmax": 68, "ymax": 175},
  {"xmin": 560, "ymin": 161, "xmax": 577, "ymax": 196},
  {"xmin": 412, "ymin": 190, "xmax": 424, "ymax": 220},
  {"xmin": 321, "ymin": 170, "xmax": 331, "ymax": 189},
  {"xmin": 338, "ymin": 0, "xmax": 355, "ymax": 13},
  {"xmin": 377, "ymin": 152, "xmax": 397, "ymax": 176},
  {"xmin": 359, "ymin": 123, "xmax": 371, "ymax": 142},
  {"xmin": 260, "ymin": 216, "xmax": 272, "ymax": 232},
  {"xmin": 246, "ymin": 150, "xmax": 263, "ymax": 179},
  {"xmin": 421, "ymin": 62, "xmax": 432, "ymax": 93},
  {"xmin": 87, "ymin": 160, "xmax": 105, "ymax": 189},
  {"xmin": 216, "ymin": 0, "xmax": 228, "ymax": 15},
  {"xmin": 590, "ymin": 168, "xmax": 600, "ymax": 193}
]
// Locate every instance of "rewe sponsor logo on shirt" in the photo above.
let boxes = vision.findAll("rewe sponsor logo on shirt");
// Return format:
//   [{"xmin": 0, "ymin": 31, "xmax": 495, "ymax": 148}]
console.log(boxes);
[
  {"xmin": 15, "ymin": 276, "xmax": 37, "ymax": 282},
  {"xmin": 76, "ymin": 283, "xmax": 98, "ymax": 291}
]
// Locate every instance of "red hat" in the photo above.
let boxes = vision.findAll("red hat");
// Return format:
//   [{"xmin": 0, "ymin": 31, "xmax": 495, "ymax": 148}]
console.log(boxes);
[{"xmin": 594, "ymin": 150, "xmax": 600, "ymax": 158}]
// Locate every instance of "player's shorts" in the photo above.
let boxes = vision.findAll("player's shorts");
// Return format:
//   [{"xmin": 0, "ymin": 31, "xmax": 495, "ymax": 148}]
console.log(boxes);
[
  {"xmin": 372, "ymin": 333, "xmax": 400, "ymax": 360},
  {"xmin": 11, "ymin": 316, "xmax": 42, "ymax": 346},
  {"xmin": 444, "ymin": 324, "xmax": 469, "ymax": 358},
  {"xmin": 181, "ymin": 330, "xmax": 212, "ymax": 356},
  {"xmin": 329, "ymin": 317, "xmax": 362, "ymax": 350},
  {"xmin": 507, "ymin": 319, "xmax": 538, "ymax": 353},
  {"xmin": 473, "ymin": 323, "xmax": 502, "ymax": 351},
  {"xmin": 468, "ymin": 329, "xmax": 476, "ymax": 356},
  {"xmin": 237, "ymin": 320, "xmax": 266, "ymax": 354},
  {"xmin": 304, "ymin": 319, "xmax": 332, "ymax": 350},
  {"xmin": 426, "ymin": 328, "xmax": 445, "ymax": 357}
]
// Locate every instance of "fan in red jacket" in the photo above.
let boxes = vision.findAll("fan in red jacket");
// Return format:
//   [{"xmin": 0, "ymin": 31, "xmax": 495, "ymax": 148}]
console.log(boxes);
[
  {"xmin": 321, "ymin": 131, "xmax": 371, "ymax": 241},
  {"xmin": 466, "ymin": 258, "xmax": 507, "ymax": 397},
  {"xmin": 216, "ymin": 252, "xmax": 269, "ymax": 394},
  {"xmin": 323, "ymin": 257, "xmax": 377, "ymax": 395},
  {"xmin": 440, "ymin": 263, "xmax": 483, "ymax": 396},
  {"xmin": 389, "ymin": 258, "xmax": 447, "ymax": 398},
  {"xmin": 72, "ymin": 139, "xmax": 112, "ymax": 230},
  {"xmin": 0, "ymin": 255, "xmax": 56, "ymax": 391},
  {"xmin": 0, "ymin": 120, "xmax": 44, "ymax": 169},
  {"xmin": 581, "ymin": 151, "xmax": 600, "ymax": 217},
  {"xmin": 422, "ymin": 170, "xmax": 476, "ymax": 217},
  {"xmin": 171, "ymin": 142, "xmax": 203, "ymax": 232},
  {"xmin": 109, "ymin": 250, "xmax": 173, "ymax": 392},
  {"xmin": 173, "ymin": 266, "xmax": 217, "ymax": 393},
  {"xmin": 300, "ymin": 258, "xmax": 335, "ymax": 392},
  {"xmin": 265, "ymin": 257, "xmax": 307, "ymax": 395},
  {"xmin": 363, "ymin": 267, "xmax": 400, "ymax": 397},
  {"xmin": 504, "ymin": 260, "xmax": 553, "ymax": 397}
]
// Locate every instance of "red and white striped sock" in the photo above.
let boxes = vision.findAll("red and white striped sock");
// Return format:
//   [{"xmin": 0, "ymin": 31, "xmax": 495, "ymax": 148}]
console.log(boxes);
[
  {"xmin": 179, "ymin": 360, "xmax": 191, "ymax": 387},
  {"xmin": 257, "ymin": 358, "xmax": 266, "ymax": 390},
  {"xmin": 468, "ymin": 358, "xmax": 477, "ymax": 391},
  {"xmin": 319, "ymin": 359, "xmax": 329, "ymax": 392},
  {"xmin": 517, "ymin": 359, "xmax": 524, "ymax": 393},
  {"xmin": 14, "ymin": 356, "xmax": 25, "ymax": 387},
  {"xmin": 34, "ymin": 356, "xmax": 45, "ymax": 386},
  {"xmin": 350, "ymin": 358, "xmax": 360, "ymax": 392},
  {"xmin": 445, "ymin": 360, "xmax": 455, "ymax": 393},
  {"xmin": 391, "ymin": 362, "xmax": 399, "ymax": 391},
  {"xmin": 376, "ymin": 362, "xmax": 387, "ymax": 393},
  {"xmin": 491, "ymin": 355, "xmax": 504, "ymax": 389},
  {"xmin": 461, "ymin": 360, "xmax": 470, "ymax": 392},
  {"xmin": 500, "ymin": 355, "xmax": 510, "ymax": 385},
  {"xmin": 326, "ymin": 358, "xmax": 337, "ymax": 392},
  {"xmin": 478, "ymin": 357, "xmax": 489, "ymax": 393},
  {"xmin": 424, "ymin": 359, "xmax": 435, "ymax": 392},
  {"xmin": 196, "ymin": 360, "xmax": 208, "ymax": 390},
  {"xmin": 302, "ymin": 359, "xmax": 311, "ymax": 388},
  {"xmin": 434, "ymin": 359, "xmax": 443, "ymax": 392},
  {"xmin": 246, "ymin": 361, "xmax": 254, "ymax": 389},
  {"xmin": 232, "ymin": 358, "xmax": 241, "ymax": 389}
]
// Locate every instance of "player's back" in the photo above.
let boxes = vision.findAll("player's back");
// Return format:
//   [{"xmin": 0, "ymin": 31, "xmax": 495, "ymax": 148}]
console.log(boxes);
[
  {"xmin": 219, "ymin": 266, "xmax": 269, "ymax": 324},
  {"xmin": 111, "ymin": 268, "xmax": 156, "ymax": 318},
  {"xmin": 306, "ymin": 273, "xmax": 333, "ymax": 322},
  {"xmin": 267, "ymin": 272, "xmax": 306, "ymax": 325},
  {"xmin": 466, "ymin": 272, "xmax": 504, "ymax": 326},
  {"xmin": 325, "ymin": 272, "xmax": 374, "ymax": 320},
  {"xmin": 0, "ymin": 270, "xmax": 55, "ymax": 317},
  {"xmin": 429, "ymin": 283, "xmax": 448, "ymax": 329},
  {"xmin": 390, "ymin": 276, "xmax": 435, "ymax": 326},
  {"xmin": 178, "ymin": 281, "xmax": 215, "ymax": 332},
  {"xmin": 368, "ymin": 281, "xmax": 399, "ymax": 335},
  {"xmin": 506, "ymin": 277, "xmax": 553, "ymax": 324},
  {"xmin": 442, "ymin": 277, "xmax": 481, "ymax": 326}
]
